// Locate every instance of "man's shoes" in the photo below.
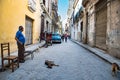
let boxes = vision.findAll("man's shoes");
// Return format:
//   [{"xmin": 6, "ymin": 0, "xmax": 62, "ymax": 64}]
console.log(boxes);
[{"xmin": 19, "ymin": 60, "xmax": 25, "ymax": 63}]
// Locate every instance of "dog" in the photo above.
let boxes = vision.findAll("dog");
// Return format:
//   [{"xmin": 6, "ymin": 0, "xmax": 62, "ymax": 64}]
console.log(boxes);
[
  {"xmin": 45, "ymin": 60, "xmax": 59, "ymax": 69},
  {"xmin": 111, "ymin": 63, "xmax": 120, "ymax": 76}
]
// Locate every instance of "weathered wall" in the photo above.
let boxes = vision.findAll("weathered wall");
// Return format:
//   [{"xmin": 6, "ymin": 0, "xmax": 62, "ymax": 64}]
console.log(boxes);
[
  {"xmin": 82, "ymin": 0, "xmax": 98, "ymax": 45},
  {"xmin": 95, "ymin": 0, "xmax": 107, "ymax": 50},
  {"xmin": 82, "ymin": 0, "xmax": 120, "ymax": 59},
  {"xmin": 107, "ymin": 0, "xmax": 120, "ymax": 58},
  {"xmin": 87, "ymin": 6, "xmax": 95, "ymax": 47},
  {"xmin": 82, "ymin": 9, "xmax": 88, "ymax": 44}
]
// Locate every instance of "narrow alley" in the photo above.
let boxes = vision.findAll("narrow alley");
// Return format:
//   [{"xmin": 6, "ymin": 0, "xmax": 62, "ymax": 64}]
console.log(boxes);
[
  {"xmin": 0, "ymin": 40, "xmax": 119, "ymax": 80},
  {"xmin": 0, "ymin": 0, "xmax": 120, "ymax": 80}
]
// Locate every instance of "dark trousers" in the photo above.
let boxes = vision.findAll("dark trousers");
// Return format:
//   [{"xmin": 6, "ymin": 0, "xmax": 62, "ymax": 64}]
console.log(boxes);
[
  {"xmin": 18, "ymin": 42, "xmax": 25, "ymax": 61},
  {"xmin": 65, "ymin": 37, "xmax": 67, "ymax": 42}
]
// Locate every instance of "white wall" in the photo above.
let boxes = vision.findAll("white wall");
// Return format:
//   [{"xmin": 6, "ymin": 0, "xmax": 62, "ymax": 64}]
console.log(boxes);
[{"xmin": 74, "ymin": 0, "xmax": 82, "ymax": 16}]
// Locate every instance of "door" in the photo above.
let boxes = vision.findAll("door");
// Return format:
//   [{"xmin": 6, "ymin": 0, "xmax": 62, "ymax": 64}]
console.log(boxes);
[
  {"xmin": 95, "ymin": 0, "xmax": 107, "ymax": 50},
  {"xmin": 25, "ymin": 16, "xmax": 33, "ymax": 45}
]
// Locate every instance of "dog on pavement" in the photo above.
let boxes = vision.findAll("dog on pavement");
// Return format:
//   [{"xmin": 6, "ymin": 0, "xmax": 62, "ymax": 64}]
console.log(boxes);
[
  {"xmin": 111, "ymin": 62, "xmax": 120, "ymax": 76},
  {"xmin": 45, "ymin": 60, "xmax": 59, "ymax": 69}
]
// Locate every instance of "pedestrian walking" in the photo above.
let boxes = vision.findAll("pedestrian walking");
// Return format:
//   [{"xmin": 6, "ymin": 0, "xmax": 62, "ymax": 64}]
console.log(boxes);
[
  {"xmin": 61, "ymin": 34, "xmax": 64, "ymax": 42},
  {"xmin": 15, "ymin": 26, "xmax": 25, "ymax": 63},
  {"xmin": 64, "ymin": 33, "xmax": 68, "ymax": 42},
  {"xmin": 44, "ymin": 31, "xmax": 49, "ymax": 48}
]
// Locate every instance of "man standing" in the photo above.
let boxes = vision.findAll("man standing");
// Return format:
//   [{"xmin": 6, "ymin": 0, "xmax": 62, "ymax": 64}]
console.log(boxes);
[{"xmin": 15, "ymin": 26, "xmax": 25, "ymax": 63}]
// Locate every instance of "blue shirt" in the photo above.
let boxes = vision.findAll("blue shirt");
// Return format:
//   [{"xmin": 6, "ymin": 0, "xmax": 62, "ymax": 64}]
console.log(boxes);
[{"xmin": 16, "ymin": 30, "xmax": 25, "ymax": 44}]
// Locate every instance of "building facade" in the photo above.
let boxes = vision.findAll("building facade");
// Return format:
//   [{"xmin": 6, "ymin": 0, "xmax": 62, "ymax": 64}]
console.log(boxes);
[
  {"xmin": 40, "ymin": 0, "xmax": 52, "ymax": 41},
  {"xmin": 40, "ymin": 0, "xmax": 59, "ymax": 41},
  {"xmin": 51, "ymin": 0, "xmax": 59, "ymax": 33},
  {"xmin": 67, "ymin": 0, "xmax": 83, "ymax": 41},
  {"xmin": 0, "ymin": 0, "xmax": 41, "ymax": 52},
  {"xmin": 68, "ymin": 0, "xmax": 120, "ymax": 59},
  {"xmin": 82, "ymin": 0, "xmax": 120, "ymax": 58}
]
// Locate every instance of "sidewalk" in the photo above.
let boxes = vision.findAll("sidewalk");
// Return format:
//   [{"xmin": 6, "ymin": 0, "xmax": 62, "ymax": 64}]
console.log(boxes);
[
  {"xmin": 71, "ymin": 39, "xmax": 120, "ymax": 65},
  {"xmin": 0, "ymin": 41, "xmax": 45, "ymax": 68}
]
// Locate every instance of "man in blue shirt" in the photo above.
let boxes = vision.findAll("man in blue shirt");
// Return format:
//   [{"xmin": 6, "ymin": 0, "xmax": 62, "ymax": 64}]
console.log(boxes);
[{"xmin": 15, "ymin": 26, "xmax": 25, "ymax": 63}]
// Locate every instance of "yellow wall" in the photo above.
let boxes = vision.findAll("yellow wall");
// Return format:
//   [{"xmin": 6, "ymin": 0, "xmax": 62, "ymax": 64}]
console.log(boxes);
[
  {"xmin": 33, "ymin": 0, "xmax": 41, "ymax": 42},
  {"xmin": 0, "ymin": 0, "xmax": 41, "ymax": 53}
]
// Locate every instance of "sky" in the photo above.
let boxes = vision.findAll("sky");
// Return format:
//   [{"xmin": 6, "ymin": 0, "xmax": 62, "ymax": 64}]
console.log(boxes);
[{"xmin": 58, "ymin": 0, "xmax": 69, "ymax": 27}]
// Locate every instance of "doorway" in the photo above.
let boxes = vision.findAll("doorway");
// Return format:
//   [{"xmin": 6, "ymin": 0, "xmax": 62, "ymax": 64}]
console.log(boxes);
[
  {"xmin": 95, "ymin": 0, "xmax": 107, "ymax": 50},
  {"xmin": 25, "ymin": 16, "xmax": 33, "ymax": 45}
]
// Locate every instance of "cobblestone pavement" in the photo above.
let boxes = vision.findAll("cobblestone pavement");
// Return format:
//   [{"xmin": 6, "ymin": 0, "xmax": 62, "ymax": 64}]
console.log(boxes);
[{"xmin": 0, "ymin": 40, "xmax": 120, "ymax": 80}]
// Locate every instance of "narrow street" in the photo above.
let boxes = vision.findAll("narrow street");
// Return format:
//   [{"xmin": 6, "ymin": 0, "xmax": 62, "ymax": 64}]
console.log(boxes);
[
  {"xmin": 0, "ymin": 0, "xmax": 120, "ymax": 80},
  {"xmin": 1, "ymin": 40, "xmax": 118, "ymax": 80}
]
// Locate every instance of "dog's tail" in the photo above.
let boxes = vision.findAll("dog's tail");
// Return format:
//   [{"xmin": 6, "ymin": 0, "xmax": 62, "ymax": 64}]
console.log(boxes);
[{"xmin": 53, "ymin": 64, "xmax": 59, "ymax": 66}]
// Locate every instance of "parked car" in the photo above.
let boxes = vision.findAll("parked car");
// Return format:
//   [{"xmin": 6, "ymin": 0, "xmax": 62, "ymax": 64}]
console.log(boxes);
[{"xmin": 52, "ymin": 33, "xmax": 61, "ymax": 43}]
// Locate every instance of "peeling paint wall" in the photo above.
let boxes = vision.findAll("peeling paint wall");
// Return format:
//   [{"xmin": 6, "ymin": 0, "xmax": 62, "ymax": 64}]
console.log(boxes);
[
  {"xmin": 95, "ymin": 0, "xmax": 107, "ymax": 50},
  {"xmin": 87, "ymin": 6, "xmax": 95, "ymax": 47},
  {"xmin": 82, "ymin": 0, "xmax": 120, "ymax": 58},
  {"xmin": 107, "ymin": 0, "xmax": 120, "ymax": 58}
]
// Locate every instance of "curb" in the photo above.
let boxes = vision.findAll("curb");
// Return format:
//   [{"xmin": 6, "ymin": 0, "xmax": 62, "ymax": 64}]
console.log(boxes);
[{"xmin": 71, "ymin": 39, "xmax": 120, "ymax": 65}]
